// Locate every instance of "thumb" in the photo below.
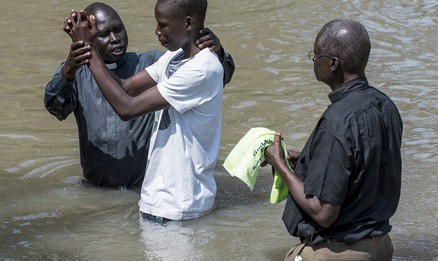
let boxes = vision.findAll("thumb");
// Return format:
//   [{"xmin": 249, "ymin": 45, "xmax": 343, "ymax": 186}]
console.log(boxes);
[{"xmin": 89, "ymin": 15, "xmax": 96, "ymax": 32}]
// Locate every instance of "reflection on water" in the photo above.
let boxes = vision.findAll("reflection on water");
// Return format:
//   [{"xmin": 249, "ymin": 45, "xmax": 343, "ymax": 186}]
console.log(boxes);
[{"xmin": 1, "ymin": 0, "xmax": 437, "ymax": 260}]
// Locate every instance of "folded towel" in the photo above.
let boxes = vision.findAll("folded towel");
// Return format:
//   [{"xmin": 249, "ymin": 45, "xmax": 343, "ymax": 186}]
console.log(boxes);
[{"xmin": 223, "ymin": 127, "xmax": 292, "ymax": 204}]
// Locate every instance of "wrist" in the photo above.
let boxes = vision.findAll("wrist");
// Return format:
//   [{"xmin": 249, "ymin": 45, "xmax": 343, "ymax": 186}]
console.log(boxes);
[
  {"xmin": 215, "ymin": 46, "xmax": 225, "ymax": 62},
  {"xmin": 62, "ymin": 65, "xmax": 76, "ymax": 82}
]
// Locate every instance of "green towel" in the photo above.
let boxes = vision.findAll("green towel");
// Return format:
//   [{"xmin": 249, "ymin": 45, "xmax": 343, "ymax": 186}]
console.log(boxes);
[{"xmin": 223, "ymin": 127, "xmax": 292, "ymax": 204}]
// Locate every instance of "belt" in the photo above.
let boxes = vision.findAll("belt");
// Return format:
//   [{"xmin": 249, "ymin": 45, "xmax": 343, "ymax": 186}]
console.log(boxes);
[
  {"xmin": 300, "ymin": 235, "xmax": 382, "ymax": 244},
  {"xmin": 323, "ymin": 235, "xmax": 382, "ymax": 244}
]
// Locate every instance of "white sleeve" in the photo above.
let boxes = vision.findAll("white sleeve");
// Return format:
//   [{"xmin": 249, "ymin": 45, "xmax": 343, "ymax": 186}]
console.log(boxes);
[{"xmin": 157, "ymin": 60, "xmax": 216, "ymax": 114}]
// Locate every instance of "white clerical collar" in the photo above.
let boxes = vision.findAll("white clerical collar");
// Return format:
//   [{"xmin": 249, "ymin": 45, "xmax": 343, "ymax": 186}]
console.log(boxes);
[{"xmin": 106, "ymin": 62, "xmax": 117, "ymax": 70}]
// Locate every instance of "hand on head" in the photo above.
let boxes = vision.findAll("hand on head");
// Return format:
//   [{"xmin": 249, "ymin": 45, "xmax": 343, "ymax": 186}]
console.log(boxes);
[{"xmin": 196, "ymin": 27, "xmax": 222, "ymax": 52}]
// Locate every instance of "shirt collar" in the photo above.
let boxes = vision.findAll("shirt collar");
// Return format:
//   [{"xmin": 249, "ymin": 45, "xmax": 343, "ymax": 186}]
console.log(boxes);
[
  {"xmin": 106, "ymin": 62, "xmax": 117, "ymax": 70},
  {"xmin": 105, "ymin": 55, "xmax": 128, "ymax": 70},
  {"xmin": 328, "ymin": 77, "xmax": 369, "ymax": 103}
]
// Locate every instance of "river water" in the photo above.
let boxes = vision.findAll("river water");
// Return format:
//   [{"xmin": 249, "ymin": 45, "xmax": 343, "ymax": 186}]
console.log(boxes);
[{"xmin": 0, "ymin": 0, "xmax": 437, "ymax": 260}]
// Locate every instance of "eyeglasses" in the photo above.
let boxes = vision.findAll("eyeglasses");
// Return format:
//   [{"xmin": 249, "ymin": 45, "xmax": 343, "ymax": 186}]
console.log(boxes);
[{"xmin": 307, "ymin": 50, "xmax": 336, "ymax": 62}]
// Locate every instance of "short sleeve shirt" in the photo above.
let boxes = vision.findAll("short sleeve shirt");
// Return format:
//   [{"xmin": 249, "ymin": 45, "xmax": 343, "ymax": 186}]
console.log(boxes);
[
  {"xmin": 139, "ymin": 49, "xmax": 224, "ymax": 220},
  {"xmin": 282, "ymin": 78, "xmax": 403, "ymax": 245}
]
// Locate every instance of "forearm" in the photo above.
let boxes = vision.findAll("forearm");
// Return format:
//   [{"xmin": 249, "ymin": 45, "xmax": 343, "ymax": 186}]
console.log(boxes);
[
  {"xmin": 273, "ymin": 160, "xmax": 339, "ymax": 228},
  {"xmin": 87, "ymin": 48, "xmax": 134, "ymax": 118},
  {"xmin": 219, "ymin": 48, "xmax": 235, "ymax": 85},
  {"xmin": 123, "ymin": 74, "xmax": 157, "ymax": 97},
  {"xmin": 62, "ymin": 62, "xmax": 76, "ymax": 82}
]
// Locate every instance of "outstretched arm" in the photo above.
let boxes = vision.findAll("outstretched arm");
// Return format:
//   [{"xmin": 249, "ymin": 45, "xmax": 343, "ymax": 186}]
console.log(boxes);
[
  {"xmin": 264, "ymin": 134, "xmax": 340, "ymax": 228},
  {"xmin": 64, "ymin": 10, "xmax": 169, "ymax": 121}
]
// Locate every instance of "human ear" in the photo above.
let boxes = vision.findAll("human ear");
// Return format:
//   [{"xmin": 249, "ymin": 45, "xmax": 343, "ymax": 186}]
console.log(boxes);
[
  {"xmin": 185, "ymin": 16, "xmax": 193, "ymax": 31},
  {"xmin": 330, "ymin": 57, "xmax": 340, "ymax": 72}
]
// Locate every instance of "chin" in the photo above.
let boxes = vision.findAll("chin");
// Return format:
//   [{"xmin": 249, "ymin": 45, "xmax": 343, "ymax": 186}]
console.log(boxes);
[
  {"xmin": 164, "ymin": 44, "xmax": 181, "ymax": 52},
  {"xmin": 112, "ymin": 53, "xmax": 127, "ymax": 63}
]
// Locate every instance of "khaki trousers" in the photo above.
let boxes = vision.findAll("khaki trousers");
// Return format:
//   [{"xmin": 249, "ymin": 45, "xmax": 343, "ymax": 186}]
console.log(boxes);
[{"xmin": 284, "ymin": 234, "xmax": 393, "ymax": 261}]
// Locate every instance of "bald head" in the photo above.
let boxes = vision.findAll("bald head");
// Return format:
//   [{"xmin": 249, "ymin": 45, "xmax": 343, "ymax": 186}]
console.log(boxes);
[
  {"xmin": 316, "ymin": 19, "xmax": 371, "ymax": 74},
  {"xmin": 84, "ymin": 2, "xmax": 117, "ymax": 17}
]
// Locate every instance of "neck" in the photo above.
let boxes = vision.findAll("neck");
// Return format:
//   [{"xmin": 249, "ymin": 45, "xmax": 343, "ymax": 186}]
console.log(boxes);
[
  {"xmin": 181, "ymin": 42, "xmax": 201, "ymax": 59},
  {"xmin": 332, "ymin": 72, "xmax": 364, "ymax": 91}
]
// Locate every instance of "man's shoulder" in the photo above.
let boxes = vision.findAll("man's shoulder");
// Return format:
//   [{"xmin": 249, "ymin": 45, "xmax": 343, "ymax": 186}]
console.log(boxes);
[
  {"xmin": 131, "ymin": 50, "xmax": 164, "ymax": 58},
  {"xmin": 123, "ymin": 50, "xmax": 164, "ymax": 70},
  {"xmin": 194, "ymin": 49, "xmax": 223, "ymax": 71}
]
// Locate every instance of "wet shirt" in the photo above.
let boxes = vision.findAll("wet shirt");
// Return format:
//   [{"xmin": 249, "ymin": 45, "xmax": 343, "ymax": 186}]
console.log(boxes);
[
  {"xmin": 140, "ymin": 49, "xmax": 223, "ymax": 220},
  {"xmin": 44, "ymin": 51, "xmax": 163, "ymax": 188},
  {"xmin": 282, "ymin": 78, "xmax": 403, "ymax": 245}
]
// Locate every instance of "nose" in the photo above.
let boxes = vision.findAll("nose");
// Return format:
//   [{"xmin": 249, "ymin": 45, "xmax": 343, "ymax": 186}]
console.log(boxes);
[
  {"xmin": 155, "ymin": 26, "xmax": 161, "ymax": 37},
  {"xmin": 109, "ymin": 32, "xmax": 120, "ymax": 43}
]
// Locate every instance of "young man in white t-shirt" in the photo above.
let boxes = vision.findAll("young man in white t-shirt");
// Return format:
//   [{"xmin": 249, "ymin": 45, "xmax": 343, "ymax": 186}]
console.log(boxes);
[{"xmin": 65, "ymin": 0, "xmax": 223, "ymax": 221}]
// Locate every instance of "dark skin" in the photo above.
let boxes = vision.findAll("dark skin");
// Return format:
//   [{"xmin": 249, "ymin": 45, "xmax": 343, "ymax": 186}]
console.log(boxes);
[
  {"xmin": 263, "ymin": 24, "xmax": 368, "ymax": 228},
  {"xmin": 61, "ymin": 3, "xmax": 224, "ymax": 82},
  {"xmin": 64, "ymin": 2, "xmax": 210, "ymax": 121},
  {"xmin": 312, "ymin": 31, "xmax": 366, "ymax": 91}
]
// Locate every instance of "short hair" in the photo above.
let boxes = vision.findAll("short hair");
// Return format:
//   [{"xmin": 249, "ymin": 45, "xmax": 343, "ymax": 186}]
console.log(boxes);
[
  {"xmin": 317, "ymin": 19, "xmax": 371, "ymax": 73},
  {"xmin": 157, "ymin": 0, "xmax": 208, "ymax": 22}
]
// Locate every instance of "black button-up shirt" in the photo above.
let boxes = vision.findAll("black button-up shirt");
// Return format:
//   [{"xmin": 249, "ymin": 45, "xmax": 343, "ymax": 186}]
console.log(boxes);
[{"xmin": 282, "ymin": 78, "xmax": 403, "ymax": 245}]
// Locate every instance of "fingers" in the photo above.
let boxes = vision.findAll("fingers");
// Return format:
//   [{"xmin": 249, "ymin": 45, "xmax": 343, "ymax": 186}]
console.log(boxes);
[
  {"xmin": 63, "ymin": 9, "xmax": 96, "ymax": 44},
  {"xmin": 63, "ymin": 25, "xmax": 70, "ymax": 34},
  {"xmin": 196, "ymin": 38, "xmax": 218, "ymax": 52},
  {"xmin": 72, "ymin": 51, "xmax": 91, "ymax": 66},
  {"xmin": 64, "ymin": 9, "xmax": 89, "ymax": 30},
  {"xmin": 69, "ymin": 9, "xmax": 77, "ymax": 24},
  {"xmin": 198, "ymin": 27, "xmax": 211, "ymax": 35},
  {"xmin": 274, "ymin": 133, "xmax": 282, "ymax": 144},
  {"xmin": 196, "ymin": 27, "xmax": 221, "ymax": 52},
  {"xmin": 286, "ymin": 150, "xmax": 299, "ymax": 159},
  {"xmin": 64, "ymin": 16, "xmax": 72, "ymax": 33},
  {"xmin": 69, "ymin": 43, "xmax": 92, "ymax": 65},
  {"xmin": 70, "ymin": 41, "xmax": 86, "ymax": 50},
  {"xmin": 79, "ymin": 10, "xmax": 88, "ymax": 23},
  {"xmin": 89, "ymin": 15, "xmax": 97, "ymax": 34},
  {"xmin": 197, "ymin": 40, "xmax": 216, "ymax": 51},
  {"xmin": 64, "ymin": 10, "xmax": 77, "ymax": 35}
]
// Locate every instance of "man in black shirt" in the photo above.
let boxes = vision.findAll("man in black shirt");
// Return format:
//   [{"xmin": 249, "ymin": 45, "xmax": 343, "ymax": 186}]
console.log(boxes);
[{"xmin": 264, "ymin": 19, "xmax": 402, "ymax": 260}]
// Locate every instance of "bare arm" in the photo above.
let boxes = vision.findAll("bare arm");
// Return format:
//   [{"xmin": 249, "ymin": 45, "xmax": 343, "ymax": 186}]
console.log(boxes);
[
  {"xmin": 88, "ymin": 47, "xmax": 169, "ymax": 120},
  {"xmin": 264, "ymin": 134, "xmax": 340, "ymax": 228}
]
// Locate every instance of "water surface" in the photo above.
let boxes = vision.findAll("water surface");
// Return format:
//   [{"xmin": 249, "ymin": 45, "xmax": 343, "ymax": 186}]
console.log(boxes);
[{"xmin": 0, "ymin": 0, "xmax": 437, "ymax": 260}]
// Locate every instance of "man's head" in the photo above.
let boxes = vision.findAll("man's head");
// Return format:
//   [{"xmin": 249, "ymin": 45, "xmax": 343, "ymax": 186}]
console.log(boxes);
[
  {"xmin": 312, "ymin": 19, "xmax": 371, "ymax": 89},
  {"xmin": 85, "ymin": 2, "xmax": 128, "ymax": 63},
  {"xmin": 154, "ymin": 0, "xmax": 207, "ymax": 52}
]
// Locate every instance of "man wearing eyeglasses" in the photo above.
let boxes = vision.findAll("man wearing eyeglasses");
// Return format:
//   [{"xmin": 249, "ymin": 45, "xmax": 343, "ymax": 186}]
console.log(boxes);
[{"xmin": 263, "ymin": 19, "xmax": 403, "ymax": 260}]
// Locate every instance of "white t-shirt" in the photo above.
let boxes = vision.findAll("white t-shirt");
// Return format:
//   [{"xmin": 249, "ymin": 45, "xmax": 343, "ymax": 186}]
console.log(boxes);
[{"xmin": 139, "ymin": 48, "xmax": 224, "ymax": 220}]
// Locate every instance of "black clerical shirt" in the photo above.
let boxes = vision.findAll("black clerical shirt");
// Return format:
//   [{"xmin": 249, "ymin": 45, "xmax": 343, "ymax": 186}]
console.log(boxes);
[{"xmin": 282, "ymin": 78, "xmax": 403, "ymax": 245}]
